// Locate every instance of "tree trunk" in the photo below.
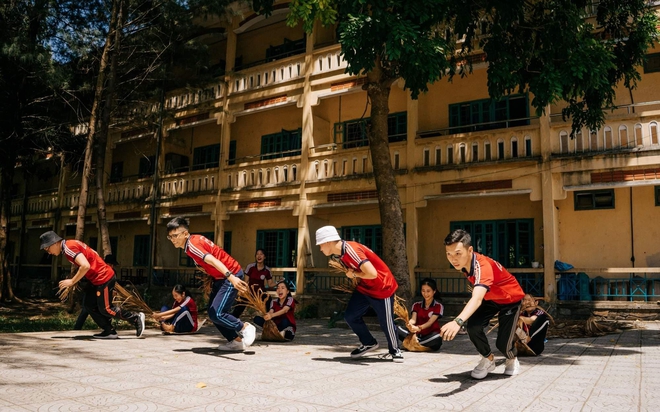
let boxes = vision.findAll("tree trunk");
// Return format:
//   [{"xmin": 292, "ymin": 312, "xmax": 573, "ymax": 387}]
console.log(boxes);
[
  {"xmin": 365, "ymin": 64, "xmax": 412, "ymax": 300},
  {"xmin": 75, "ymin": 0, "xmax": 118, "ymax": 243},
  {"xmin": 96, "ymin": 0, "xmax": 124, "ymax": 258},
  {"xmin": 0, "ymin": 168, "xmax": 17, "ymax": 302}
]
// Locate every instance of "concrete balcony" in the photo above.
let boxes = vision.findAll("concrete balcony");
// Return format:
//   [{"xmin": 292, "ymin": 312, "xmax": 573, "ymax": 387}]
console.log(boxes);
[
  {"xmin": 160, "ymin": 168, "xmax": 219, "ymax": 198},
  {"xmin": 106, "ymin": 178, "xmax": 153, "ymax": 203},
  {"xmin": 311, "ymin": 45, "xmax": 347, "ymax": 77},
  {"xmin": 415, "ymin": 123, "xmax": 540, "ymax": 169},
  {"xmin": 224, "ymin": 156, "xmax": 300, "ymax": 190},
  {"xmin": 10, "ymin": 190, "xmax": 59, "ymax": 215},
  {"xmin": 231, "ymin": 54, "xmax": 305, "ymax": 94}
]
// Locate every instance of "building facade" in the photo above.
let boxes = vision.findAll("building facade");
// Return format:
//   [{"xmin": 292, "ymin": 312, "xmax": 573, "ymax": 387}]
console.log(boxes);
[{"xmin": 9, "ymin": 3, "xmax": 660, "ymax": 302}]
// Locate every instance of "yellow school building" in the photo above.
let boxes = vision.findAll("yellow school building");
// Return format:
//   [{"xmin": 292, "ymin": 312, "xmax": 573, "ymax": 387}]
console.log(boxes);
[{"xmin": 9, "ymin": 2, "xmax": 660, "ymax": 306}]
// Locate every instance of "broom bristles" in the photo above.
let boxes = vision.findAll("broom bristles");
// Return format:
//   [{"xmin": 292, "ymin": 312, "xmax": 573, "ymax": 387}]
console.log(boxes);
[
  {"xmin": 394, "ymin": 296, "xmax": 431, "ymax": 352},
  {"xmin": 113, "ymin": 283, "xmax": 153, "ymax": 314}
]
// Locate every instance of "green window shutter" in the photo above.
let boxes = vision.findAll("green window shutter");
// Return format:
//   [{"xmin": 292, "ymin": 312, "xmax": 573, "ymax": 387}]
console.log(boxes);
[
  {"xmin": 228, "ymin": 140, "xmax": 237, "ymax": 165},
  {"xmin": 133, "ymin": 235, "xmax": 151, "ymax": 266}
]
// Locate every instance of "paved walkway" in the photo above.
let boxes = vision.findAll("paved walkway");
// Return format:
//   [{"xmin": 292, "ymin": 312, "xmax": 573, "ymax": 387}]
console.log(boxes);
[{"xmin": 0, "ymin": 319, "xmax": 658, "ymax": 411}]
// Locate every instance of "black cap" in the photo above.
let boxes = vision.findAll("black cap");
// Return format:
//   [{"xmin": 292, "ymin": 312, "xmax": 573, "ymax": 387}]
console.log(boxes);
[{"xmin": 39, "ymin": 231, "xmax": 63, "ymax": 250}]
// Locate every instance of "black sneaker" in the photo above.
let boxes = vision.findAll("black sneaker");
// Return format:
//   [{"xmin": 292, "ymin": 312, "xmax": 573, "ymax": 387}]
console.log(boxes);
[
  {"xmin": 350, "ymin": 342, "xmax": 379, "ymax": 358},
  {"xmin": 93, "ymin": 330, "xmax": 118, "ymax": 339},
  {"xmin": 135, "ymin": 312, "xmax": 145, "ymax": 338}
]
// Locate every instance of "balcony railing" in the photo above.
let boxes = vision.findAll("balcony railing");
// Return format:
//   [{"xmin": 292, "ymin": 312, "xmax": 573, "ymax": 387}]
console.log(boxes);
[
  {"xmin": 160, "ymin": 168, "xmax": 218, "ymax": 197},
  {"xmin": 224, "ymin": 157, "xmax": 300, "ymax": 189},
  {"xmin": 312, "ymin": 45, "xmax": 347, "ymax": 75},
  {"xmin": 554, "ymin": 117, "xmax": 660, "ymax": 155},
  {"xmin": 10, "ymin": 190, "xmax": 59, "ymax": 215},
  {"xmin": 232, "ymin": 54, "xmax": 305, "ymax": 93},
  {"xmin": 107, "ymin": 179, "xmax": 152, "ymax": 203},
  {"xmin": 415, "ymin": 125, "xmax": 539, "ymax": 168}
]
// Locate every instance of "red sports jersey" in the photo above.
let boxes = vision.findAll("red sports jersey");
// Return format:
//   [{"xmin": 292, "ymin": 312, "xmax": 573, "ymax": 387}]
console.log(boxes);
[
  {"xmin": 462, "ymin": 252, "xmax": 525, "ymax": 304},
  {"xmin": 184, "ymin": 235, "xmax": 241, "ymax": 280},
  {"xmin": 61, "ymin": 240, "xmax": 114, "ymax": 286},
  {"xmin": 269, "ymin": 295, "xmax": 296, "ymax": 332},
  {"xmin": 244, "ymin": 262, "xmax": 272, "ymax": 291},
  {"xmin": 173, "ymin": 296, "xmax": 198, "ymax": 330},
  {"xmin": 411, "ymin": 299, "xmax": 444, "ymax": 337},
  {"xmin": 339, "ymin": 241, "xmax": 398, "ymax": 299}
]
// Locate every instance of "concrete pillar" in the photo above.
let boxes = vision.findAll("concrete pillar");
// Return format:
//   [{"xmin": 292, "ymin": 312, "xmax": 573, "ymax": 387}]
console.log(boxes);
[
  {"xmin": 294, "ymin": 28, "xmax": 316, "ymax": 293},
  {"xmin": 539, "ymin": 106, "xmax": 558, "ymax": 302}
]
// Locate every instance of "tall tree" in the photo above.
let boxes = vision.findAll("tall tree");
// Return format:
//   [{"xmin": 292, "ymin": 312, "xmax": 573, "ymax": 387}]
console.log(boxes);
[
  {"xmin": 0, "ymin": 0, "xmax": 75, "ymax": 301},
  {"xmin": 253, "ymin": 0, "xmax": 658, "ymax": 299}
]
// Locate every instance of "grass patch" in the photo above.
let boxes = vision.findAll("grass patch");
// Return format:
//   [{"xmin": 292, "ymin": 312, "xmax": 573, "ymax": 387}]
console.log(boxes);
[{"xmin": 0, "ymin": 310, "xmax": 97, "ymax": 333}]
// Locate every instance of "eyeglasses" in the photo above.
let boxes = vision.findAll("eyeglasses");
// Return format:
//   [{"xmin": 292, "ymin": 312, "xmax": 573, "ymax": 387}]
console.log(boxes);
[{"xmin": 167, "ymin": 231, "xmax": 187, "ymax": 241}]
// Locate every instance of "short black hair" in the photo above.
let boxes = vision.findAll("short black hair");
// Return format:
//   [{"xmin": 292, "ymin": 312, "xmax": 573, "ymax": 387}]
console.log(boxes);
[
  {"xmin": 444, "ymin": 229, "xmax": 472, "ymax": 247},
  {"xmin": 167, "ymin": 216, "xmax": 189, "ymax": 232}
]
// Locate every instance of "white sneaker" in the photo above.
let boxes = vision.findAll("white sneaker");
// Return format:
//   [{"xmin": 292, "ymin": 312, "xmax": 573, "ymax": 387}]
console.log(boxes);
[
  {"xmin": 504, "ymin": 357, "xmax": 520, "ymax": 376},
  {"xmin": 241, "ymin": 322, "xmax": 256, "ymax": 347},
  {"xmin": 471, "ymin": 356, "xmax": 496, "ymax": 379},
  {"xmin": 217, "ymin": 339, "xmax": 245, "ymax": 352}
]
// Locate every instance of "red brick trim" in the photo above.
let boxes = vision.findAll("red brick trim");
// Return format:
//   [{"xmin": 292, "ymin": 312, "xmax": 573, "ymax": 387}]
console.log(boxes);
[
  {"xmin": 591, "ymin": 168, "xmax": 660, "ymax": 184},
  {"xmin": 244, "ymin": 95, "xmax": 288, "ymax": 110},
  {"xmin": 327, "ymin": 190, "xmax": 378, "ymax": 202},
  {"xmin": 114, "ymin": 211, "xmax": 142, "ymax": 220},
  {"xmin": 238, "ymin": 199, "xmax": 282, "ymax": 209},
  {"xmin": 330, "ymin": 77, "xmax": 366, "ymax": 92},
  {"xmin": 176, "ymin": 112, "xmax": 210, "ymax": 126}
]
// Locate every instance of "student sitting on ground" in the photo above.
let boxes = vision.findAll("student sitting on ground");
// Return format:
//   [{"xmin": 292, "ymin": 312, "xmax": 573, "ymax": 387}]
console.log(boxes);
[
  {"xmin": 397, "ymin": 278, "xmax": 444, "ymax": 351},
  {"xmin": 254, "ymin": 280, "xmax": 296, "ymax": 341},
  {"xmin": 153, "ymin": 284, "xmax": 198, "ymax": 334},
  {"xmin": 516, "ymin": 293, "xmax": 550, "ymax": 356}
]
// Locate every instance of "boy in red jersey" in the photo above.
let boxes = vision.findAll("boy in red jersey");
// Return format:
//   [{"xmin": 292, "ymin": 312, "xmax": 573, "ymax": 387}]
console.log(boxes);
[
  {"xmin": 166, "ymin": 217, "xmax": 255, "ymax": 351},
  {"xmin": 315, "ymin": 225, "xmax": 403, "ymax": 362},
  {"xmin": 40, "ymin": 231, "xmax": 145, "ymax": 339},
  {"xmin": 441, "ymin": 229, "xmax": 525, "ymax": 379}
]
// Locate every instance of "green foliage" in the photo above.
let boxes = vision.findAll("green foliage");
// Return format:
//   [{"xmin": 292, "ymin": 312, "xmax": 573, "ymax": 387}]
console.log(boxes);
[{"xmin": 252, "ymin": 0, "xmax": 658, "ymax": 133}]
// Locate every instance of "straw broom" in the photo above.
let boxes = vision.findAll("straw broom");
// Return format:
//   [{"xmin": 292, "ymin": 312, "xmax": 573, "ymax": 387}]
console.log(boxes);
[
  {"xmin": 328, "ymin": 260, "xmax": 359, "ymax": 293},
  {"xmin": 112, "ymin": 283, "xmax": 153, "ymax": 314},
  {"xmin": 393, "ymin": 296, "xmax": 431, "ymax": 352},
  {"xmin": 237, "ymin": 284, "xmax": 285, "ymax": 342}
]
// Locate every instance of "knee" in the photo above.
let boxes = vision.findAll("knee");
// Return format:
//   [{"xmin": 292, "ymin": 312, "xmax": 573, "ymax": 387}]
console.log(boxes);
[
  {"xmin": 465, "ymin": 322, "xmax": 482, "ymax": 336},
  {"xmin": 344, "ymin": 310, "xmax": 359, "ymax": 324}
]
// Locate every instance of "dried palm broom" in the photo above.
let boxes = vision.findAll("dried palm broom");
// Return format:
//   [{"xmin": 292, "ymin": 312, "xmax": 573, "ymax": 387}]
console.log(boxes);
[
  {"xmin": 328, "ymin": 260, "xmax": 359, "ymax": 293},
  {"xmin": 393, "ymin": 296, "xmax": 431, "ymax": 352},
  {"xmin": 238, "ymin": 284, "xmax": 285, "ymax": 342},
  {"xmin": 56, "ymin": 282, "xmax": 79, "ymax": 303},
  {"xmin": 196, "ymin": 273, "xmax": 214, "ymax": 302},
  {"xmin": 584, "ymin": 315, "xmax": 620, "ymax": 337},
  {"xmin": 113, "ymin": 283, "xmax": 153, "ymax": 314}
]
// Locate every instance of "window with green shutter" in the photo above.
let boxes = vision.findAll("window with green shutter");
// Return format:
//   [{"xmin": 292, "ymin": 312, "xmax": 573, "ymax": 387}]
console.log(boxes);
[
  {"xmin": 260, "ymin": 128, "xmax": 302, "ymax": 160},
  {"xmin": 449, "ymin": 95, "xmax": 529, "ymax": 133},
  {"xmin": 334, "ymin": 112, "xmax": 407, "ymax": 149},
  {"xmin": 450, "ymin": 219, "xmax": 534, "ymax": 268},
  {"xmin": 133, "ymin": 235, "xmax": 151, "ymax": 266},
  {"xmin": 192, "ymin": 144, "xmax": 220, "ymax": 170}
]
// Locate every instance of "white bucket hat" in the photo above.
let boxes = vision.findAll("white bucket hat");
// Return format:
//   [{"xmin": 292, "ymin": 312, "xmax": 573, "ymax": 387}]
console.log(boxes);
[{"xmin": 315, "ymin": 226, "xmax": 341, "ymax": 245}]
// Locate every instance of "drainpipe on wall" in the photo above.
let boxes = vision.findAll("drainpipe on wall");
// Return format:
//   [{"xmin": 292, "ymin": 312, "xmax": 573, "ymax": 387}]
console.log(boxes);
[{"xmin": 630, "ymin": 187, "xmax": 635, "ymax": 267}]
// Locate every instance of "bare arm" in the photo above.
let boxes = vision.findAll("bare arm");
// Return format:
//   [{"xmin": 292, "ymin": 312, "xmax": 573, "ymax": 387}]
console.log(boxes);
[
  {"xmin": 59, "ymin": 254, "xmax": 90, "ymax": 288},
  {"xmin": 352, "ymin": 260, "xmax": 377, "ymax": 280},
  {"xmin": 440, "ymin": 286, "xmax": 487, "ymax": 341},
  {"xmin": 204, "ymin": 254, "xmax": 248, "ymax": 293}
]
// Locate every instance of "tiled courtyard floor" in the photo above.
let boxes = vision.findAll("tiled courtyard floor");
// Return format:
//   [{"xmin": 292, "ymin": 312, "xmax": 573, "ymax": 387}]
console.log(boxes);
[{"xmin": 0, "ymin": 319, "xmax": 658, "ymax": 411}]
